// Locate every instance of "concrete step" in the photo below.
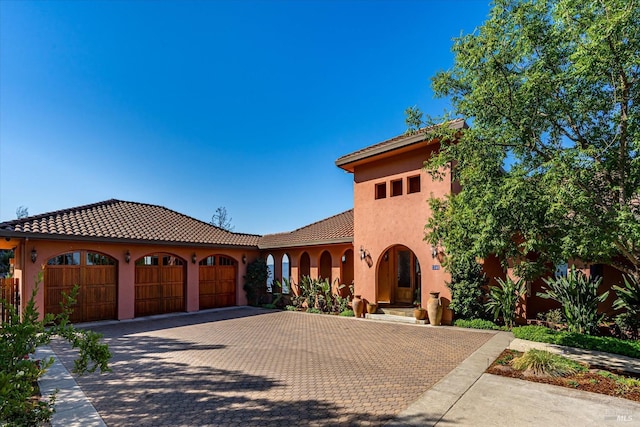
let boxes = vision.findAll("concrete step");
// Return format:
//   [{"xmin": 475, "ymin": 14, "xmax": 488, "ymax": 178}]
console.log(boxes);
[
  {"xmin": 366, "ymin": 312, "xmax": 428, "ymax": 325},
  {"xmin": 378, "ymin": 307, "xmax": 415, "ymax": 317}
]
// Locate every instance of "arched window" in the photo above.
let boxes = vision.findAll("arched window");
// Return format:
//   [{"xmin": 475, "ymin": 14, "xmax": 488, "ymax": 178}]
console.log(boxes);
[
  {"xmin": 266, "ymin": 254, "xmax": 275, "ymax": 293},
  {"xmin": 319, "ymin": 251, "xmax": 332, "ymax": 282},
  {"xmin": 299, "ymin": 252, "xmax": 311, "ymax": 282},
  {"xmin": 282, "ymin": 254, "xmax": 290, "ymax": 294}
]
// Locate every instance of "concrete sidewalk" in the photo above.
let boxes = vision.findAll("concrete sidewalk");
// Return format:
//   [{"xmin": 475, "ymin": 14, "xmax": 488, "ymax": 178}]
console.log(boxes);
[
  {"xmin": 35, "ymin": 346, "xmax": 106, "ymax": 427},
  {"xmin": 389, "ymin": 330, "xmax": 640, "ymax": 426}
]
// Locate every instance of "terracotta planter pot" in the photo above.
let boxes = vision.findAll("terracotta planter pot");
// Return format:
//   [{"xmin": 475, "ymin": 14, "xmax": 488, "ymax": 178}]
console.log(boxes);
[
  {"xmin": 352, "ymin": 295, "xmax": 364, "ymax": 318},
  {"xmin": 427, "ymin": 292, "xmax": 441, "ymax": 326},
  {"xmin": 367, "ymin": 302, "xmax": 378, "ymax": 315},
  {"xmin": 414, "ymin": 308, "xmax": 427, "ymax": 320}
]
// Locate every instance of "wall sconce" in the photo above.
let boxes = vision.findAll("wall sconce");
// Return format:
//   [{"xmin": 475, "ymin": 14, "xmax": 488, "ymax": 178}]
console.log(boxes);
[
  {"xmin": 192, "ymin": 253, "xmax": 197, "ymax": 264},
  {"xmin": 125, "ymin": 250, "xmax": 131, "ymax": 264},
  {"xmin": 30, "ymin": 248, "xmax": 37, "ymax": 263},
  {"xmin": 341, "ymin": 255, "xmax": 346, "ymax": 263},
  {"xmin": 359, "ymin": 246, "xmax": 366, "ymax": 260},
  {"xmin": 431, "ymin": 245, "xmax": 438, "ymax": 258},
  {"xmin": 242, "ymin": 254, "xmax": 247, "ymax": 264},
  {"xmin": 384, "ymin": 252, "xmax": 389, "ymax": 261}
]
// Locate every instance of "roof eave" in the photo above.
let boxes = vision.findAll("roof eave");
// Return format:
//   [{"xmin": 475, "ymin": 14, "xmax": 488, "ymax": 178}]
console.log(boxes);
[
  {"xmin": 0, "ymin": 230, "xmax": 259, "ymax": 250},
  {"xmin": 335, "ymin": 119, "xmax": 468, "ymax": 172},
  {"xmin": 258, "ymin": 237, "xmax": 354, "ymax": 250},
  {"xmin": 335, "ymin": 132, "xmax": 428, "ymax": 172}
]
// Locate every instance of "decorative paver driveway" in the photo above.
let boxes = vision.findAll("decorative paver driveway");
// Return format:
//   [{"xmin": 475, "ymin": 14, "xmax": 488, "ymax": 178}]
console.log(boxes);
[{"xmin": 51, "ymin": 308, "xmax": 494, "ymax": 426}]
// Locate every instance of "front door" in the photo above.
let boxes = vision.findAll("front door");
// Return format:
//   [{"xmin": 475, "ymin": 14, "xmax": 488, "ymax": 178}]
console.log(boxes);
[
  {"xmin": 377, "ymin": 245, "xmax": 421, "ymax": 305},
  {"xmin": 394, "ymin": 249, "xmax": 413, "ymax": 304}
]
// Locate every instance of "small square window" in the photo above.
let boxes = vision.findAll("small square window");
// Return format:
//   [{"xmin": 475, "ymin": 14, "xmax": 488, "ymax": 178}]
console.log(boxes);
[
  {"xmin": 391, "ymin": 179, "xmax": 403, "ymax": 197},
  {"xmin": 408, "ymin": 175, "xmax": 421, "ymax": 194},
  {"xmin": 375, "ymin": 183, "xmax": 386, "ymax": 199}
]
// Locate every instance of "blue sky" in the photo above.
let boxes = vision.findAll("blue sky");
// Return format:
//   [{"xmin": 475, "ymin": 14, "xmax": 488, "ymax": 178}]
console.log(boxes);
[{"xmin": 0, "ymin": 0, "xmax": 491, "ymax": 234}]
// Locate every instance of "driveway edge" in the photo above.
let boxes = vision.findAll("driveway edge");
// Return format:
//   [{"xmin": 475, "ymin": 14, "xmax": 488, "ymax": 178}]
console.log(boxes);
[
  {"xmin": 36, "ymin": 346, "xmax": 106, "ymax": 427},
  {"xmin": 389, "ymin": 330, "xmax": 514, "ymax": 426}
]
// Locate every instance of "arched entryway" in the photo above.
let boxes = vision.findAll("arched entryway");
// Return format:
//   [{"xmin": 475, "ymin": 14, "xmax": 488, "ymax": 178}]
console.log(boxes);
[
  {"xmin": 299, "ymin": 252, "xmax": 311, "ymax": 281},
  {"xmin": 135, "ymin": 253, "xmax": 186, "ymax": 317},
  {"xmin": 199, "ymin": 254, "xmax": 238, "ymax": 309},
  {"xmin": 44, "ymin": 251, "xmax": 117, "ymax": 323},
  {"xmin": 319, "ymin": 251, "xmax": 332, "ymax": 281},
  {"xmin": 377, "ymin": 245, "xmax": 421, "ymax": 305},
  {"xmin": 340, "ymin": 249, "xmax": 354, "ymax": 286}
]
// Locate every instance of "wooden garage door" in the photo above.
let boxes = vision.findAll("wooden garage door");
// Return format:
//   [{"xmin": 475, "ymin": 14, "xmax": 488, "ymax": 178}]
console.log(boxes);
[
  {"xmin": 135, "ymin": 254, "xmax": 185, "ymax": 317},
  {"xmin": 45, "ymin": 251, "xmax": 117, "ymax": 323},
  {"xmin": 199, "ymin": 255, "xmax": 237, "ymax": 309}
]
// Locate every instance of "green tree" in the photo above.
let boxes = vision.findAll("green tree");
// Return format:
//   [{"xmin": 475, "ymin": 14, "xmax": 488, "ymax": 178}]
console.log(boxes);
[{"xmin": 414, "ymin": 0, "xmax": 639, "ymax": 282}]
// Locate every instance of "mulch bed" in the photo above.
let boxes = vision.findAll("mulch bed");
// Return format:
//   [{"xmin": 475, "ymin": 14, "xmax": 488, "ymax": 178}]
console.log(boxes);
[{"xmin": 487, "ymin": 349, "xmax": 640, "ymax": 403}]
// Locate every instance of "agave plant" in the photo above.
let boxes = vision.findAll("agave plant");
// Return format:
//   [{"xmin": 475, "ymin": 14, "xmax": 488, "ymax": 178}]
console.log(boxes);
[
  {"xmin": 613, "ymin": 275, "xmax": 640, "ymax": 314},
  {"xmin": 485, "ymin": 277, "xmax": 526, "ymax": 329},
  {"xmin": 538, "ymin": 268, "xmax": 608, "ymax": 335},
  {"xmin": 612, "ymin": 275, "xmax": 640, "ymax": 339}
]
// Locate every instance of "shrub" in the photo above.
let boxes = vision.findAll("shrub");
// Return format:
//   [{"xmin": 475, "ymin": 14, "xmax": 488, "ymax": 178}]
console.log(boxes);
[
  {"xmin": 511, "ymin": 349, "xmax": 587, "ymax": 377},
  {"xmin": 0, "ymin": 273, "xmax": 111, "ymax": 426},
  {"xmin": 307, "ymin": 308, "xmax": 321, "ymax": 314},
  {"xmin": 339, "ymin": 309, "xmax": 354, "ymax": 317},
  {"xmin": 512, "ymin": 325, "xmax": 640, "ymax": 358},
  {"xmin": 454, "ymin": 318, "xmax": 501, "ymax": 330},
  {"xmin": 243, "ymin": 258, "xmax": 269, "ymax": 306},
  {"xmin": 613, "ymin": 275, "xmax": 640, "ymax": 339},
  {"xmin": 485, "ymin": 277, "xmax": 526, "ymax": 329},
  {"xmin": 538, "ymin": 268, "xmax": 608, "ymax": 335},
  {"xmin": 285, "ymin": 305, "xmax": 297, "ymax": 311},
  {"xmin": 615, "ymin": 312, "xmax": 640, "ymax": 340},
  {"xmin": 447, "ymin": 257, "xmax": 488, "ymax": 320},
  {"xmin": 536, "ymin": 308, "xmax": 565, "ymax": 325}
]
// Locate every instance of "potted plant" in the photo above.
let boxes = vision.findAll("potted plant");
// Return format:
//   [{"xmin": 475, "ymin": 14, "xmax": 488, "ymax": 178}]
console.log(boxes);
[
  {"xmin": 413, "ymin": 288, "xmax": 427, "ymax": 320},
  {"xmin": 367, "ymin": 301, "xmax": 378, "ymax": 315}
]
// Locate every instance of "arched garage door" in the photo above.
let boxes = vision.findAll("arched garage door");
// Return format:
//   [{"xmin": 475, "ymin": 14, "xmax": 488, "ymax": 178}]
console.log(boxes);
[
  {"xmin": 45, "ymin": 251, "xmax": 117, "ymax": 323},
  {"xmin": 199, "ymin": 255, "xmax": 237, "ymax": 309},
  {"xmin": 135, "ymin": 253, "xmax": 186, "ymax": 317}
]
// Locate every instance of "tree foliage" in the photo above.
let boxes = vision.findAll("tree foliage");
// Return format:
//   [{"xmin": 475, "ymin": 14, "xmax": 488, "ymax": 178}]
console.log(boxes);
[{"xmin": 416, "ymin": 0, "xmax": 640, "ymax": 281}]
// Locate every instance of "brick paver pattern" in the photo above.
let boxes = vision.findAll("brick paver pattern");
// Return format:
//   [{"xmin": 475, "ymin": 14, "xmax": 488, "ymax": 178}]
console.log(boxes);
[{"xmin": 51, "ymin": 309, "xmax": 494, "ymax": 426}]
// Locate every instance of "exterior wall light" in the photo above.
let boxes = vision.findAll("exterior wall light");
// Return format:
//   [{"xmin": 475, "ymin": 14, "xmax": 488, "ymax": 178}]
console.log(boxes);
[
  {"xmin": 30, "ymin": 248, "xmax": 37, "ymax": 263},
  {"xmin": 242, "ymin": 255, "xmax": 247, "ymax": 264},
  {"xmin": 192, "ymin": 253, "xmax": 197, "ymax": 264},
  {"xmin": 431, "ymin": 245, "xmax": 438, "ymax": 258},
  {"xmin": 125, "ymin": 250, "xmax": 131, "ymax": 264},
  {"xmin": 341, "ymin": 255, "xmax": 346, "ymax": 263},
  {"xmin": 359, "ymin": 246, "xmax": 365, "ymax": 260}
]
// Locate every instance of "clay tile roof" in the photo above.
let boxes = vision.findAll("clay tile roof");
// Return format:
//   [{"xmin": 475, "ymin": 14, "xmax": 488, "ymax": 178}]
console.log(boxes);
[
  {"xmin": 0, "ymin": 199, "xmax": 260, "ymax": 247},
  {"xmin": 335, "ymin": 118, "xmax": 467, "ymax": 169},
  {"xmin": 258, "ymin": 210, "xmax": 353, "ymax": 249}
]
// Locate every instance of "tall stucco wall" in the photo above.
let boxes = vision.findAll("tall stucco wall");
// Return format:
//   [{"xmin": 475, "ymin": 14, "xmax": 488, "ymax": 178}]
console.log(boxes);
[{"xmin": 352, "ymin": 145, "xmax": 455, "ymax": 323}]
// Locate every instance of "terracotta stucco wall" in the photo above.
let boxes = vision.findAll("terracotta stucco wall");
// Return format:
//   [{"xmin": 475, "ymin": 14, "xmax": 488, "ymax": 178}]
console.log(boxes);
[{"xmin": 352, "ymin": 145, "xmax": 455, "ymax": 323}]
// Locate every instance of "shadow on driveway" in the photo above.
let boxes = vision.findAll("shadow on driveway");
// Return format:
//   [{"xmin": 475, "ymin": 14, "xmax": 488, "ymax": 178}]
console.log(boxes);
[{"xmin": 52, "ymin": 308, "xmax": 493, "ymax": 426}]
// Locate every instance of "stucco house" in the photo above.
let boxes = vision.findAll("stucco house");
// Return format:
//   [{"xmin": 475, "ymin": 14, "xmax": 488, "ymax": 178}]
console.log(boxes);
[{"xmin": 0, "ymin": 120, "xmax": 621, "ymax": 324}]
